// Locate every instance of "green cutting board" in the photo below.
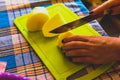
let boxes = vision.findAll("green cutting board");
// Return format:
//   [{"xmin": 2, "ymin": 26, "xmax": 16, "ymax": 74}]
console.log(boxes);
[{"xmin": 14, "ymin": 3, "xmax": 115, "ymax": 80}]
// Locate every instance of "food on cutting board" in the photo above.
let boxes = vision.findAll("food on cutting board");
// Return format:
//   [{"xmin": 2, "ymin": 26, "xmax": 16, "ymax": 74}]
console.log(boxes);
[
  {"xmin": 26, "ymin": 6, "xmax": 79, "ymax": 46},
  {"xmin": 26, "ymin": 7, "xmax": 50, "ymax": 32},
  {"xmin": 42, "ymin": 13, "xmax": 66, "ymax": 37},
  {"xmin": 26, "ymin": 5, "xmax": 80, "ymax": 38},
  {"xmin": 26, "ymin": 5, "xmax": 81, "ymax": 47},
  {"xmin": 57, "ymin": 31, "xmax": 73, "ymax": 47}
]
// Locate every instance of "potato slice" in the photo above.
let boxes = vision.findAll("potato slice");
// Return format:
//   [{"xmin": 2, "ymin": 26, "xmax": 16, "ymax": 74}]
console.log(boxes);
[
  {"xmin": 42, "ymin": 13, "xmax": 66, "ymax": 37},
  {"xmin": 26, "ymin": 7, "xmax": 49, "ymax": 32},
  {"xmin": 57, "ymin": 31, "xmax": 73, "ymax": 47}
]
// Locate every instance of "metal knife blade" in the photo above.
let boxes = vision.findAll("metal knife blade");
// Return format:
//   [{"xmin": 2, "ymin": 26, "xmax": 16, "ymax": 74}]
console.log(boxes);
[{"xmin": 50, "ymin": 12, "xmax": 104, "ymax": 34}]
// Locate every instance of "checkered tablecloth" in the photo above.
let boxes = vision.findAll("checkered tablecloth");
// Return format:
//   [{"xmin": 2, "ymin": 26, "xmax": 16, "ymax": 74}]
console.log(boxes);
[{"xmin": 0, "ymin": 0, "xmax": 120, "ymax": 80}]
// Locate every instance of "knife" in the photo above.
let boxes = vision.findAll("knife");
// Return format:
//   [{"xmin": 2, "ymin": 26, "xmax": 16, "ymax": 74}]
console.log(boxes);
[{"xmin": 50, "ymin": 11, "xmax": 108, "ymax": 34}]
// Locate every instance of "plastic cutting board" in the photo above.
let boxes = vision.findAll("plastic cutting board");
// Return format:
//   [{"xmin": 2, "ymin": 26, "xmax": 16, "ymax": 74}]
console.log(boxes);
[{"xmin": 14, "ymin": 3, "xmax": 115, "ymax": 80}]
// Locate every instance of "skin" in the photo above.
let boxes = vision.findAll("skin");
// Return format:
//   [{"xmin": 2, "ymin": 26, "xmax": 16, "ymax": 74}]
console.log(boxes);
[
  {"xmin": 62, "ymin": 0, "xmax": 120, "ymax": 64},
  {"xmin": 93, "ymin": 0, "xmax": 120, "ymax": 15}
]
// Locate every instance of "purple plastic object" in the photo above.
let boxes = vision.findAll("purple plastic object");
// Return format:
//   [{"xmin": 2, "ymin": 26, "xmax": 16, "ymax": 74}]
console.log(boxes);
[{"xmin": 0, "ymin": 72, "xmax": 31, "ymax": 80}]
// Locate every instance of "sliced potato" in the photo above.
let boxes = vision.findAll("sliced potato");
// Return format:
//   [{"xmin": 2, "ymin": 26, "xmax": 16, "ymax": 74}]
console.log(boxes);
[
  {"xmin": 42, "ymin": 13, "xmax": 66, "ymax": 37},
  {"xmin": 26, "ymin": 7, "xmax": 50, "ymax": 32},
  {"xmin": 57, "ymin": 31, "xmax": 73, "ymax": 47}
]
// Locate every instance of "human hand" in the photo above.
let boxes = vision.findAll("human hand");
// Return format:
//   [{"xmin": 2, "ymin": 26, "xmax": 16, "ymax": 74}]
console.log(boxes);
[
  {"xmin": 62, "ymin": 35, "xmax": 120, "ymax": 64},
  {"xmin": 92, "ymin": 0, "xmax": 120, "ymax": 15}
]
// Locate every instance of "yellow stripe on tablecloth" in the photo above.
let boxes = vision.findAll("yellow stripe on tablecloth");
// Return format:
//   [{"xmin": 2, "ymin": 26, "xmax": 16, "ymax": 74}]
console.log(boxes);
[
  {"xmin": 5, "ymin": 0, "xmax": 30, "ymax": 11},
  {"xmin": 5, "ymin": 0, "xmax": 13, "ymax": 11},
  {"xmin": 22, "ymin": 0, "xmax": 30, "ymax": 9},
  {"xmin": 51, "ymin": 0, "xmax": 57, "ymax": 4},
  {"xmin": 51, "ymin": 0, "xmax": 74, "ymax": 4},
  {"xmin": 16, "ymin": 62, "xmax": 49, "ymax": 75}
]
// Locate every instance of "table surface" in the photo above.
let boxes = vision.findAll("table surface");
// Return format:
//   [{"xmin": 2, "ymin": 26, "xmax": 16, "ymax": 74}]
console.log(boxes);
[{"xmin": 0, "ymin": 0, "xmax": 120, "ymax": 80}]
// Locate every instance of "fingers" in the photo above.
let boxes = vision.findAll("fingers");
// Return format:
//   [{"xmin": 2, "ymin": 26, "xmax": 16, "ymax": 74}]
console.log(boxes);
[
  {"xmin": 65, "ymin": 49, "xmax": 90, "ymax": 57},
  {"xmin": 72, "ymin": 57, "xmax": 91, "ymax": 63},
  {"xmin": 72, "ymin": 57, "xmax": 106, "ymax": 64},
  {"xmin": 62, "ymin": 35, "xmax": 90, "ymax": 43},
  {"xmin": 111, "ymin": 5, "xmax": 120, "ymax": 15},
  {"xmin": 93, "ymin": 0, "xmax": 114, "ymax": 13},
  {"xmin": 92, "ymin": 0, "xmax": 120, "ymax": 14},
  {"xmin": 72, "ymin": 57, "xmax": 100, "ymax": 64},
  {"xmin": 62, "ymin": 41, "xmax": 94, "ymax": 50}
]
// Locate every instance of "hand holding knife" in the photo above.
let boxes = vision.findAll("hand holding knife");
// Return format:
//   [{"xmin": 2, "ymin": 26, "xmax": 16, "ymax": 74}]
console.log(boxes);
[{"xmin": 50, "ymin": 0, "xmax": 120, "ymax": 34}]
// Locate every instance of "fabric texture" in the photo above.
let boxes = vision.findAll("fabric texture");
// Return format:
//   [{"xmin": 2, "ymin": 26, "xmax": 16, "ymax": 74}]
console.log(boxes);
[{"xmin": 0, "ymin": 0, "xmax": 120, "ymax": 80}]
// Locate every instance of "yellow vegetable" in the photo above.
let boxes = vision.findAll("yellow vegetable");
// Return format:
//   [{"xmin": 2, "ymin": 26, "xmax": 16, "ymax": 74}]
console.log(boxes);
[
  {"xmin": 42, "ymin": 13, "xmax": 66, "ymax": 37},
  {"xmin": 57, "ymin": 31, "xmax": 73, "ymax": 47},
  {"xmin": 26, "ymin": 7, "xmax": 50, "ymax": 32}
]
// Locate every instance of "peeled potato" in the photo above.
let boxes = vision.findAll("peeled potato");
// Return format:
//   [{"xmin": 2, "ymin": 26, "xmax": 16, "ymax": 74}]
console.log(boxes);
[
  {"xmin": 57, "ymin": 31, "xmax": 73, "ymax": 47},
  {"xmin": 26, "ymin": 7, "xmax": 50, "ymax": 32},
  {"xmin": 42, "ymin": 13, "xmax": 66, "ymax": 37}
]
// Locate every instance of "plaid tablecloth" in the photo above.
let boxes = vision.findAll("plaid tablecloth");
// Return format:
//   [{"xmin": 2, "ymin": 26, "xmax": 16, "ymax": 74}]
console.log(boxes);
[{"xmin": 0, "ymin": 0, "xmax": 120, "ymax": 80}]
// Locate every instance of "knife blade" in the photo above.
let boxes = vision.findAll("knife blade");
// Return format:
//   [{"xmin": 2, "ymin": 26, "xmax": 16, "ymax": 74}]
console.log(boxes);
[{"xmin": 50, "ymin": 12, "xmax": 105, "ymax": 34}]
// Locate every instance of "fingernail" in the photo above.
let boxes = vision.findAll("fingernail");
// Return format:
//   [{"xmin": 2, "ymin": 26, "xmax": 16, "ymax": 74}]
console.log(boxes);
[
  {"xmin": 89, "ymin": 11, "xmax": 94, "ymax": 14},
  {"xmin": 62, "ymin": 39, "xmax": 64, "ymax": 43}
]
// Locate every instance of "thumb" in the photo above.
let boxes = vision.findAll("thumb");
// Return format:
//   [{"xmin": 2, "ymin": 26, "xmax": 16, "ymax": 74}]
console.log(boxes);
[{"xmin": 92, "ymin": 0, "xmax": 118, "ymax": 14}]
